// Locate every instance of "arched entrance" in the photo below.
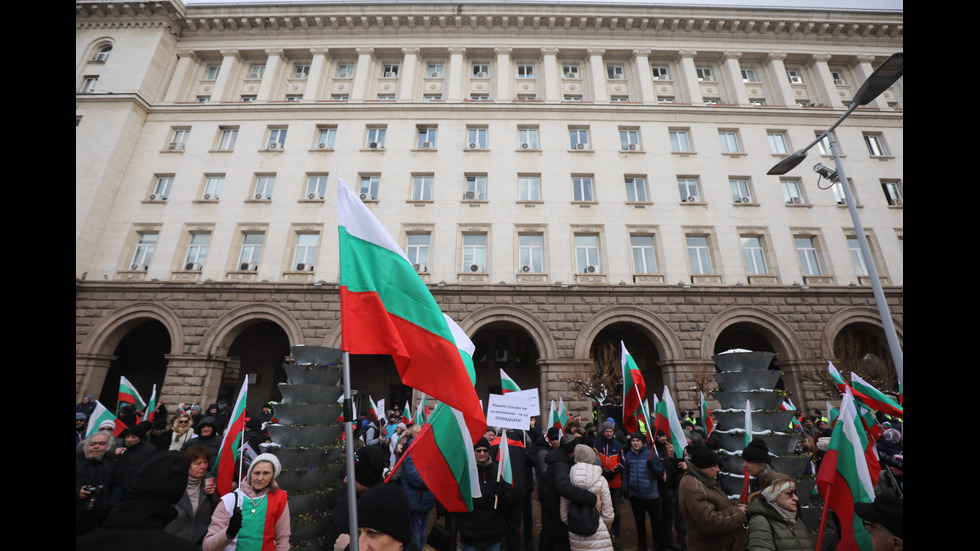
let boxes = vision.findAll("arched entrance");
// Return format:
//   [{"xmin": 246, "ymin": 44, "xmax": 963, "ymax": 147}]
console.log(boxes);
[
  {"xmin": 587, "ymin": 322, "xmax": 662, "ymax": 426},
  {"xmin": 833, "ymin": 323, "xmax": 898, "ymax": 394},
  {"xmin": 224, "ymin": 321, "xmax": 290, "ymax": 411},
  {"xmin": 471, "ymin": 322, "xmax": 540, "ymax": 403},
  {"xmin": 99, "ymin": 320, "xmax": 171, "ymax": 411}
]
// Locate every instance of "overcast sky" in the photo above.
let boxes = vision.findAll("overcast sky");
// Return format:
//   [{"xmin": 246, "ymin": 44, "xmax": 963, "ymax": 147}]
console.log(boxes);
[{"xmin": 182, "ymin": 0, "xmax": 903, "ymax": 9}]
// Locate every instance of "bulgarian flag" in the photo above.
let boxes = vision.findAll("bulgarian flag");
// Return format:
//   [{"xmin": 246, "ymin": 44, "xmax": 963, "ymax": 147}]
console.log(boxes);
[
  {"xmin": 496, "ymin": 429, "xmax": 514, "ymax": 485},
  {"xmin": 621, "ymin": 341, "xmax": 647, "ymax": 435},
  {"xmin": 546, "ymin": 400, "xmax": 561, "ymax": 440},
  {"xmin": 782, "ymin": 401, "xmax": 802, "ymax": 430},
  {"xmin": 739, "ymin": 400, "xmax": 753, "ymax": 504},
  {"xmin": 85, "ymin": 401, "xmax": 126, "ymax": 437},
  {"xmin": 816, "ymin": 388, "xmax": 881, "ymax": 551},
  {"xmin": 828, "ymin": 362, "xmax": 849, "ymax": 394},
  {"xmin": 368, "ymin": 395, "xmax": 381, "ymax": 421},
  {"xmin": 699, "ymin": 391, "xmax": 714, "ymax": 438},
  {"xmin": 827, "ymin": 401, "xmax": 840, "ymax": 426},
  {"xmin": 402, "ymin": 401, "xmax": 413, "ymax": 425},
  {"xmin": 556, "ymin": 397, "xmax": 570, "ymax": 430},
  {"xmin": 213, "ymin": 380, "xmax": 248, "ymax": 496},
  {"xmin": 144, "ymin": 385, "xmax": 158, "ymax": 422},
  {"xmin": 500, "ymin": 369, "xmax": 521, "ymax": 394},
  {"xmin": 850, "ymin": 372, "xmax": 903, "ymax": 419},
  {"xmin": 118, "ymin": 375, "xmax": 146, "ymax": 411},
  {"xmin": 653, "ymin": 386, "xmax": 687, "ymax": 459},
  {"xmin": 338, "ymin": 180, "xmax": 484, "ymax": 438}
]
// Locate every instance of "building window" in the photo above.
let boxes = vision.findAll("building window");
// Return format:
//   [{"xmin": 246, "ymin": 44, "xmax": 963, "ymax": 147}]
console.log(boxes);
[
  {"xmin": 831, "ymin": 70, "xmax": 847, "ymax": 85},
  {"xmin": 606, "ymin": 65, "xmax": 624, "ymax": 80},
  {"xmin": 686, "ymin": 236, "xmax": 713, "ymax": 274},
  {"xmin": 306, "ymin": 175, "xmax": 328, "ymax": 200},
  {"xmin": 331, "ymin": 94, "xmax": 349, "ymax": 102},
  {"xmin": 815, "ymin": 132, "xmax": 833, "ymax": 155},
  {"xmin": 94, "ymin": 45, "xmax": 112, "ymax": 62},
  {"xmin": 365, "ymin": 127, "xmax": 387, "ymax": 149},
  {"xmin": 786, "ymin": 69, "xmax": 804, "ymax": 84},
  {"xmin": 406, "ymin": 233, "xmax": 430, "ymax": 269},
  {"xmin": 149, "ymin": 176, "xmax": 173, "ymax": 201},
  {"xmin": 625, "ymin": 177, "xmax": 648, "ymax": 202},
  {"xmin": 750, "ymin": 98, "xmax": 767, "ymax": 106},
  {"xmin": 519, "ymin": 175, "xmax": 541, "ymax": 201},
  {"xmin": 630, "ymin": 235, "xmax": 658, "ymax": 274},
  {"xmin": 881, "ymin": 180, "xmax": 903, "ymax": 206},
  {"xmin": 575, "ymin": 234, "xmax": 601, "ymax": 273},
  {"xmin": 519, "ymin": 234, "xmax": 544, "ymax": 273},
  {"xmin": 252, "ymin": 175, "xmax": 275, "ymax": 200},
  {"xmin": 241, "ymin": 95, "xmax": 257, "ymax": 103},
  {"xmin": 696, "ymin": 67, "xmax": 713, "ymax": 81},
  {"xmin": 781, "ymin": 179, "xmax": 804, "ymax": 204},
  {"xmin": 517, "ymin": 64, "xmax": 534, "ymax": 78},
  {"xmin": 130, "ymin": 232, "xmax": 157, "ymax": 270},
  {"xmin": 248, "ymin": 64, "xmax": 265, "ymax": 79},
  {"xmin": 205, "ymin": 65, "xmax": 220, "ymax": 80},
  {"xmin": 572, "ymin": 176, "xmax": 595, "ymax": 202},
  {"xmin": 562, "ymin": 65, "xmax": 580, "ymax": 78},
  {"xmin": 467, "ymin": 127, "xmax": 488, "ymax": 149},
  {"xmin": 215, "ymin": 128, "xmax": 238, "ymax": 150},
  {"xmin": 423, "ymin": 94, "xmax": 442, "ymax": 102},
  {"xmin": 847, "ymin": 237, "xmax": 869, "ymax": 277},
  {"xmin": 80, "ymin": 76, "xmax": 98, "ymax": 93},
  {"xmin": 285, "ymin": 95, "xmax": 302, "ymax": 102},
  {"xmin": 678, "ymin": 178, "xmax": 701, "ymax": 202},
  {"xmin": 359, "ymin": 175, "xmax": 380, "ymax": 200},
  {"xmin": 620, "ymin": 129, "xmax": 641, "ymax": 151},
  {"xmin": 669, "ymin": 129, "xmax": 692, "ymax": 152},
  {"xmin": 766, "ymin": 132, "xmax": 788, "ymax": 155},
  {"xmin": 741, "ymin": 68, "xmax": 759, "ymax": 82},
  {"xmin": 469, "ymin": 94, "xmax": 490, "ymax": 101},
  {"xmin": 517, "ymin": 94, "xmax": 537, "ymax": 102},
  {"xmin": 659, "ymin": 97, "xmax": 676, "ymax": 104},
  {"xmin": 730, "ymin": 178, "xmax": 753, "ymax": 203},
  {"xmin": 376, "ymin": 94, "xmax": 395, "ymax": 101},
  {"xmin": 266, "ymin": 128, "xmax": 287, "ymax": 149},
  {"xmin": 238, "ymin": 233, "xmax": 264, "ymax": 270},
  {"xmin": 337, "ymin": 64, "xmax": 355, "ymax": 78},
  {"xmin": 718, "ymin": 130, "xmax": 742, "ymax": 153},
  {"xmin": 863, "ymin": 133, "xmax": 887, "ymax": 156},
  {"xmin": 518, "ymin": 127, "xmax": 539, "ymax": 149},
  {"xmin": 831, "ymin": 182, "xmax": 847, "ymax": 205},
  {"xmin": 202, "ymin": 175, "xmax": 223, "ymax": 200},
  {"xmin": 610, "ymin": 96, "xmax": 630, "ymax": 103},
  {"xmin": 169, "ymin": 128, "xmax": 189, "ymax": 150},
  {"xmin": 417, "ymin": 127, "xmax": 437, "ymax": 149},
  {"xmin": 293, "ymin": 233, "xmax": 319, "ymax": 271},
  {"xmin": 382, "ymin": 64, "xmax": 399, "ymax": 78},
  {"xmin": 569, "ymin": 128, "xmax": 590, "ymax": 150},
  {"xmin": 563, "ymin": 95, "xmax": 583, "ymax": 102},
  {"xmin": 795, "ymin": 236, "xmax": 822, "ymax": 276},
  {"xmin": 473, "ymin": 63, "xmax": 490, "ymax": 78},
  {"xmin": 411, "ymin": 175, "xmax": 433, "ymax": 201},
  {"xmin": 196, "ymin": 96, "xmax": 210, "ymax": 103},
  {"xmin": 462, "ymin": 234, "xmax": 487, "ymax": 272},
  {"xmin": 464, "ymin": 175, "xmax": 487, "ymax": 200},
  {"xmin": 184, "ymin": 232, "xmax": 210, "ymax": 269},
  {"xmin": 293, "ymin": 64, "xmax": 310, "ymax": 78},
  {"xmin": 316, "ymin": 127, "xmax": 336, "ymax": 150},
  {"xmin": 427, "ymin": 64, "xmax": 444, "ymax": 78},
  {"xmin": 740, "ymin": 236, "xmax": 769, "ymax": 275},
  {"xmin": 651, "ymin": 66, "xmax": 670, "ymax": 80}
]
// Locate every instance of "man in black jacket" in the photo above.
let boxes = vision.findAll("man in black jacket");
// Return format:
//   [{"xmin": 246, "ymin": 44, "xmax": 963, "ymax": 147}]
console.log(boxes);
[{"xmin": 537, "ymin": 435, "xmax": 601, "ymax": 551}]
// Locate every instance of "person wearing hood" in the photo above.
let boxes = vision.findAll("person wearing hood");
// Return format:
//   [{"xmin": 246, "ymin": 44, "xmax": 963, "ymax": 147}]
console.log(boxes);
[
  {"xmin": 116, "ymin": 421, "xmax": 160, "ymax": 489},
  {"xmin": 77, "ymin": 412, "xmax": 90, "ymax": 446},
  {"xmin": 148, "ymin": 415, "xmax": 175, "ymax": 452},
  {"xmin": 181, "ymin": 416, "xmax": 222, "ymax": 468},
  {"xmin": 203, "ymin": 452, "xmax": 291, "ymax": 551},
  {"xmin": 171, "ymin": 413, "xmax": 197, "ymax": 452},
  {"xmin": 560, "ymin": 444, "xmax": 615, "ymax": 551},
  {"xmin": 745, "ymin": 472, "xmax": 812, "ymax": 551}
]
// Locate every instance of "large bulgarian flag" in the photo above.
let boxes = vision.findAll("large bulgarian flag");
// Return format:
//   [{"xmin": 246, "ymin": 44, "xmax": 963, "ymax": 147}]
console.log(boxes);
[
  {"xmin": 500, "ymin": 369, "xmax": 521, "ymax": 394},
  {"xmin": 816, "ymin": 388, "xmax": 881, "ymax": 551},
  {"xmin": 621, "ymin": 341, "xmax": 647, "ymax": 434},
  {"xmin": 118, "ymin": 375, "xmax": 146, "ymax": 411},
  {"xmin": 850, "ymin": 372, "xmax": 903, "ymax": 419},
  {"xmin": 85, "ymin": 401, "xmax": 126, "ymax": 437},
  {"xmin": 653, "ymin": 386, "xmax": 688, "ymax": 459},
  {"xmin": 213, "ymin": 380, "xmax": 248, "ymax": 495}
]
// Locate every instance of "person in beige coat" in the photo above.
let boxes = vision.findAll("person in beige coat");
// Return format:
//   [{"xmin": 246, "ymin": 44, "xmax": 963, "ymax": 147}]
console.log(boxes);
[{"xmin": 561, "ymin": 444, "xmax": 615, "ymax": 551}]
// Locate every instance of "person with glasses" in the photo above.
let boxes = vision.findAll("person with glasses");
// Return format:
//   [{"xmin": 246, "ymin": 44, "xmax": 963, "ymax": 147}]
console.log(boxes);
[
  {"xmin": 170, "ymin": 414, "xmax": 196, "ymax": 452},
  {"xmin": 457, "ymin": 438, "xmax": 509, "ymax": 551},
  {"xmin": 746, "ymin": 472, "xmax": 812, "ymax": 550},
  {"xmin": 855, "ymin": 494, "xmax": 903, "ymax": 551}
]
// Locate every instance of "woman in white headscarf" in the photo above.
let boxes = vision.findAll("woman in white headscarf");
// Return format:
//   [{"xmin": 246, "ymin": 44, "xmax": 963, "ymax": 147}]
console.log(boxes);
[{"xmin": 746, "ymin": 471, "xmax": 813, "ymax": 551}]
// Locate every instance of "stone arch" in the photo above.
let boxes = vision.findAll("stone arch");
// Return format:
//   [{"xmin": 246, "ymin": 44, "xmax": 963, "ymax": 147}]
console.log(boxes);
[
  {"xmin": 701, "ymin": 306, "xmax": 805, "ymax": 361},
  {"xmin": 821, "ymin": 307, "xmax": 904, "ymax": 359},
  {"xmin": 460, "ymin": 305, "xmax": 558, "ymax": 359},
  {"xmin": 321, "ymin": 320, "xmax": 342, "ymax": 350},
  {"xmin": 78, "ymin": 302, "xmax": 184, "ymax": 357},
  {"xmin": 198, "ymin": 303, "xmax": 304, "ymax": 357},
  {"xmin": 574, "ymin": 307, "xmax": 683, "ymax": 360}
]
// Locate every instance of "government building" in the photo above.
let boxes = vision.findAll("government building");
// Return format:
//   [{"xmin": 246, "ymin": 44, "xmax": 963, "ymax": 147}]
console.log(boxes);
[{"xmin": 76, "ymin": 0, "xmax": 903, "ymax": 419}]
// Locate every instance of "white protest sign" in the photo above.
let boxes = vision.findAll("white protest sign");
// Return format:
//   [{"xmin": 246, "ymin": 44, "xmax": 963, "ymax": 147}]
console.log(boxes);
[
  {"xmin": 486, "ymin": 393, "xmax": 533, "ymax": 430},
  {"xmin": 507, "ymin": 388, "xmax": 541, "ymax": 416}
]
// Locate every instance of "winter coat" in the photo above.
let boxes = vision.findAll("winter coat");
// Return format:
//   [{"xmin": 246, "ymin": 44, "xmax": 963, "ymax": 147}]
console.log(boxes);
[
  {"xmin": 745, "ymin": 498, "xmax": 812, "ymax": 551},
  {"xmin": 621, "ymin": 446, "xmax": 664, "ymax": 501},
  {"xmin": 560, "ymin": 462, "xmax": 615, "ymax": 551},
  {"xmin": 170, "ymin": 422, "xmax": 196, "ymax": 452},
  {"xmin": 538, "ymin": 447, "xmax": 600, "ymax": 551},
  {"xmin": 76, "ymin": 449, "xmax": 122, "ymax": 536},
  {"xmin": 458, "ymin": 458, "xmax": 510, "ymax": 546},
  {"xmin": 401, "ymin": 453, "xmax": 436, "ymax": 513},
  {"xmin": 76, "ymin": 500, "xmax": 195, "ymax": 551},
  {"xmin": 165, "ymin": 473, "xmax": 220, "ymax": 549},
  {"xmin": 114, "ymin": 440, "xmax": 160, "ymax": 489},
  {"xmin": 203, "ymin": 480, "xmax": 290, "ymax": 551},
  {"xmin": 592, "ymin": 434, "xmax": 624, "ymax": 489},
  {"xmin": 678, "ymin": 461, "xmax": 747, "ymax": 551}
]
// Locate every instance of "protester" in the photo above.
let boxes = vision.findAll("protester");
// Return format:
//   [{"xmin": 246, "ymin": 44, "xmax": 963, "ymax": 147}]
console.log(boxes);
[
  {"xmin": 171, "ymin": 413, "xmax": 197, "ymax": 451},
  {"xmin": 560, "ymin": 444, "xmax": 614, "ymax": 551},
  {"xmin": 594, "ymin": 421, "xmax": 625, "ymax": 549},
  {"xmin": 356, "ymin": 483, "xmax": 415, "ymax": 551},
  {"xmin": 77, "ymin": 412, "xmax": 89, "ymax": 446},
  {"xmin": 655, "ymin": 433, "xmax": 685, "ymax": 551},
  {"xmin": 538, "ymin": 434, "xmax": 600, "ymax": 551},
  {"xmin": 678, "ymin": 445, "xmax": 747, "ymax": 551},
  {"xmin": 490, "ymin": 429, "xmax": 534, "ymax": 551},
  {"xmin": 325, "ymin": 445, "xmax": 388, "ymax": 551},
  {"xmin": 148, "ymin": 415, "xmax": 174, "ymax": 452},
  {"xmin": 401, "ymin": 444, "xmax": 436, "ymax": 551},
  {"xmin": 115, "ymin": 421, "xmax": 160, "ymax": 489},
  {"xmin": 76, "ymin": 431, "xmax": 121, "ymax": 537},
  {"xmin": 855, "ymin": 494, "xmax": 903, "ymax": 551},
  {"xmin": 622, "ymin": 432, "xmax": 667, "ymax": 551},
  {"xmin": 165, "ymin": 446, "xmax": 220, "ymax": 549},
  {"xmin": 181, "ymin": 417, "xmax": 222, "ymax": 467},
  {"xmin": 746, "ymin": 472, "xmax": 812, "ymax": 550},
  {"xmin": 77, "ymin": 394, "xmax": 97, "ymax": 418},
  {"xmin": 742, "ymin": 438, "xmax": 774, "ymax": 493},
  {"xmin": 203, "ymin": 452, "xmax": 291, "ymax": 551},
  {"xmin": 457, "ymin": 437, "xmax": 510, "ymax": 551}
]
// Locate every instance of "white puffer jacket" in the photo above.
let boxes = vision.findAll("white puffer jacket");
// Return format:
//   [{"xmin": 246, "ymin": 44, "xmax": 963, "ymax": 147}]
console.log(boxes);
[{"xmin": 560, "ymin": 461, "xmax": 615, "ymax": 551}]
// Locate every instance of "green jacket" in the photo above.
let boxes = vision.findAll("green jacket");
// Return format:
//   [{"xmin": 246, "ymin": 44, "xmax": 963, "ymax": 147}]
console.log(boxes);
[{"xmin": 745, "ymin": 498, "xmax": 813, "ymax": 551}]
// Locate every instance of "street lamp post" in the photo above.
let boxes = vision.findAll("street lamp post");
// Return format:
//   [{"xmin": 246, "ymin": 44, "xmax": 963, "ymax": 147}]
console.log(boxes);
[{"xmin": 768, "ymin": 53, "xmax": 903, "ymax": 388}]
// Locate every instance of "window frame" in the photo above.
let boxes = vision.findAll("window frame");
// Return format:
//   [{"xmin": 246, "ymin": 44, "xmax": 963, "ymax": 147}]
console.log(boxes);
[
  {"xmin": 518, "ymin": 233, "xmax": 544, "ymax": 274},
  {"xmin": 619, "ymin": 128, "xmax": 641, "ymax": 151},
  {"xmin": 149, "ymin": 175, "xmax": 173, "ymax": 201},
  {"xmin": 686, "ymin": 235, "xmax": 714, "ymax": 275},
  {"xmin": 794, "ymin": 235, "xmax": 823, "ymax": 276},
  {"xmin": 427, "ymin": 64, "xmax": 445, "ymax": 78},
  {"xmin": 651, "ymin": 66, "xmax": 670, "ymax": 81},
  {"xmin": 606, "ymin": 65, "xmax": 625, "ymax": 80},
  {"xmin": 741, "ymin": 68, "xmax": 759, "ymax": 83},
  {"xmin": 215, "ymin": 127, "xmax": 238, "ymax": 151},
  {"xmin": 786, "ymin": 69, "xmax": 804, "ymax": 84},
  {"xmin": 729, "ymin": 178, "xmax": 753, "ymax": 204},
  {"xmin": 767, "ymin": 131, "xmax": 789, "ymax": 155},
  {"xmin": 292, "ymin": 64, "xmax": 310, "ymax": 79},
  {"xmin": 467, "ymin": 127, "xmax": 488, "ymax": 149},
  {"xmin": 464, "ymin": 175, "xmax": 487, "ymax": 201},
  {"xmin": 574, "ymin": 234, "xmax": 602, "ymax": 273},
  {"xmin": 624, "ymin": 176, "xmax": 648, "ymax": 203},
  {"xmin": 315, "ymin": 126, "xmax": 337, "ymax": 150},
  {"xmin": 517, "ymin": 64, "xmax": 535, "ymax": 79},
  {"xmin": 411, "ymin": 174, "xmax": 434, "ymax": 201},
  {"xmin": 336, "ymin": 64, "xmax": 355, "ymax": 79},
  {"xmin": 205, "ymin": 65, "xmax": 220, "ymax": 80},
  {"xmin": 569, "ymin": 127, "xmax": 590, "ymax": 150},
  {"xmin": 248, "ymin": 64, "xmax": 266, "ymax": 79},
  {"xmin": 740, "ymin": 235, "xmax": 770, "ymax": 276},
  {"xmin": 562, "ymin": 64, "xmax": 580, "ymax": 79},
  {"xmin": 416, "ymin": 126, "xmax": 438, "ymax": 149},
  {"xmin": 677, "ymin": 177, "xmax": 701, "ymax": 203},
  {"xmin": 252, "ymin": 174, "xmax": 276, "ymax": 200},
  {"xmin": 718, "ymin": 130, "xmax": 742, "ymax": 154},
  {"xmin": 461, "ymin": 233, "xmax": 488, "ymax": 273},
  {"xmin": 202, "ymin": 175, "xmax": 224, "ymax": 201},
  {"xmin": 382, "ymin": 64, "xmax": 400, "ymax": 78},
  {"xmin": 472, "ymin": 63, "xmax": 490, "ymax": 78},
  {"xmin": 237, "ymin": 232, "xmax": 265, "ymax": 270},
  {"xmin": 518, "ymin": 175, "xmax": 541, "ymax": 202},
  {"xmin": 266, "ymin": 127, "xmax": 287, "ymax": 150},
  {"xmin": 518, "ymin": 127, "xmax": 539, "ymax": 150},
  {"xmin": 94, "ymin": 45, "xmax": 112, "ymax": 63},
  {"xmin": 184, "ymin": 231, "xmax": 211, "ymax": 269},
  {"xmin": 359, "ymin": 174, "xmax": 381, "ymax": 201},
  {"xmin": 863, "ymin": 133, "xmax": 887, "ymax": 156},
  {"xmin": 305, "ymin": 174, "xmax": 328, "ymax": 200},
  {"xmin": 669, "ymin": 129, "xmax": 692, "ymax": 153},
  {"xmin": 696, "ymin": 67, "xmax": 714, "ymax": 82},
  {"xmin": 292, "ymin": 232, "xmax": 320, "ymax": 271},
  {"xmin": 881, "ymin": 180, "xmax": 903, "ymax": 206},
  {"xmin": 80, "ymin": 76, "xmax": 98, "ymax": 93},
  {"xmin": 130, "ymin": 231, "xmax": 158, "ymax": 271},
  {"xmin": 406, "ymin": 233, "xmax": 431, "ymax": 269},
  {"xmin": 781, "ymin": 179, "xmax": 804, "ymax": 205},
  {"xmin": 630, "ymin": 234, "xmax": 658, "ymax": 275},
  {"xmin": 572, "ymin": 175, "xmax": 595, "ymax": 202},
  {"xmin": 365, "ymin": 127, "xmax": 387, "ymax": 149}
]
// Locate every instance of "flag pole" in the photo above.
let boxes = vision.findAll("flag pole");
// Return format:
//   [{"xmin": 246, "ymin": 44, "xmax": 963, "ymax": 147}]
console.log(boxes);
[
  {"xmin": 815, "ymin": 482, "xmax": 833, "ymax": 551},
  {"xmin": 342, "ymin": 350, "xmax": 359, "ymax": 551}
]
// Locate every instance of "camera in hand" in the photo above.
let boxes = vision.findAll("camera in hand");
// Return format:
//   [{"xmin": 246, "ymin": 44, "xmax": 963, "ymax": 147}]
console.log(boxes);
[{"xmin": 84, "ymin": 484, "xmax": 105, "ymax": 511}]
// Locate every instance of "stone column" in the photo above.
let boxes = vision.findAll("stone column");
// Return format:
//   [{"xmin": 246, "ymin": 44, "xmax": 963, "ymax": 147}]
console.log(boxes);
[
  {"xmin": 852, "ymin": 54, "xmax": 891, "ymax": 110},
  {"xmin": 350, "ymin": 47, "xmax": 374, "ymax": 102},
  {"xmin": 257, "ymin": 48, "xmax": 285, "ymax": 102},
  {"xmin": 495, "ymin": 47, "xmax": 512, "ymax": 101},
  {"xmin": 632, "ymin": 49, "xmax": 655, "ymax": 104},
  {"xmin": 447, "ymin": 47, "xmax": 466, "ymax": 102},
  {"xmin": 675, "ymin": 50, "xmax": 702, "ymax": 104},
  {"xmin": 765, "ymin": 52, "xmax": 795, "ymax": 107},
  {"xmin": 657, "ymin": 358, "xmax": 711, "ymax": 413},
  {"xmin": 807, "ymin": 54, "xmax": 842, "ymax": 108},
  {"xmin": 165, "ymin": 49, "xmax": 200, "ymax": 103},
  {"xmin": 588, "ymin": 48, "xmax": 608, "ymax": 102},
  {"xmin": 212, "ymin": 49, "xmax": 243, "ymax": 102},
  {"xmin": 162, "ymin": 354, "xmax": 232, "ymax": 407},
  {"xmin": 721, "ymin": 51, "xmax": 750, "ymax": 106},
  {"xmin": 541, "ymin": 48, "xmax": 560, "ymax": 103},
  {"xmin": 303, "ymin": 47, "xmax": 329, "ymax": 102},
  {"xmin": 76, "ymin": 353, "xmax": 115, "ymax": 400},
  {"xmin": 399, "ymin": 47, "xmax": 419, "ymax": 101},
  {"xmin": 538, "ymin": 358, "xmax": 594, "ymax": 421}
]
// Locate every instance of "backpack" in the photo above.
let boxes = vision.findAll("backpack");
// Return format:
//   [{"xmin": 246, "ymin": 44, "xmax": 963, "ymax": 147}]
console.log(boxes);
[{"xmin": 567, "ymin": 500, "xmax": 600, "ymax": 536}]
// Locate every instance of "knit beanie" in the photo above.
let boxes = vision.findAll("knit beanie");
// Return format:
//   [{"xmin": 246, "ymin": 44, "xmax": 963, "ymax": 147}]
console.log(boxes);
[
  {"xmin": 629, "ymin": 431, "xmax": 644, "ymax": 442},
  {"xmin": 357, "ymin": 483, "xmax": 412, "ymax": 545},
  {"xmin": 742, "ymin": 437, "xmax": 772, "ymax": 464},
  {"xmin": 688, "ymin": 445, "xmax": 719, "ymax": 469},
  {"xmin": 123, "ymin": 450, "xmax": 190, "ymax": 503},
  {"xmin": 601, "ymin": 420, "xmax": 616, "ymax": 432},
  {"xmin": 77, "ymin": 412, "xmax": 88, "ymax": 420},
  {"xmin": 127, "ymin": 421, "xmax": 152, "ymax": 440},
  {"xmin": 560, "ymin": 434, "xmax": 580, "ymax": 454},
  {"xmin": 355, "ymin": 445, "xmax": 386, "ymax": 488},
  {"xmin": 248, "ymin": 453, "xmax": 282, "ymax": 479},
  {"xmin": 152, "ymin": 416, "xmax": 169, "ymax": 430},
  {"xmin": 573, "ymin": 444, "xmax": 596, "ymax": 464}
]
